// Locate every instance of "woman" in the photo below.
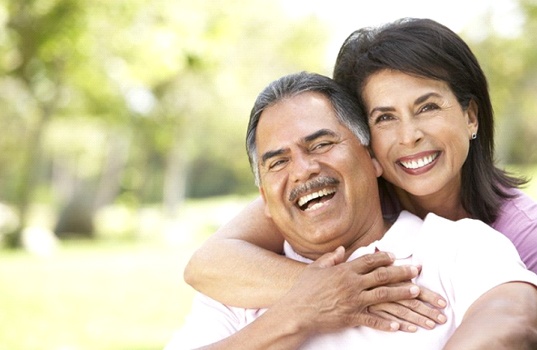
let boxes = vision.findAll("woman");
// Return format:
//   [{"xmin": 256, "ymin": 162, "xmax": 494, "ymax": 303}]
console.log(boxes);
[{"xmin": 184, "ymin": 18, "xmax": 537, "ymax": 328}]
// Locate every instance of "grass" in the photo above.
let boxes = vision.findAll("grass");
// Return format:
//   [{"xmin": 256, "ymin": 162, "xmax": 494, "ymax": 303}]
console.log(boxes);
[
  {"xmin": 0, "ymin": 241, "xmax": 199, "ymax": 350},
  {"xmin": 0, "ymin": 195, "xmax": 254, "ymax": 350}
]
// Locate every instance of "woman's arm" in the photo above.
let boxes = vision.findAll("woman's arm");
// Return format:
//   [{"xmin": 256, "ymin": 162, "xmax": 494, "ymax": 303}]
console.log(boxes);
[
  {"xmin": 176, "ymin": 249, "xmax": 423, "ymax": 350},
  {"xmin": 443, "ymin": 282, "xmax": 537, "ymax": 350},
  {"xmin": 184, "ymin": 197, "xmax": 305, "ymax": 308},
  {"xmin": 184, "ymin": 197, "xmax": 447, "ymax": 331}
]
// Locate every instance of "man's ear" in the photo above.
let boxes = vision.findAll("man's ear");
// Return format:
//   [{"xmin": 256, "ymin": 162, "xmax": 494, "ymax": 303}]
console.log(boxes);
[
  {"xmin": 371, "ymin": 157, "xmax": 383, "ymax": 178},
  {"xmin": 367, "ymin": 148, "xmax": 383, "ymax": 178},
  {"xmin": 259, "ymin": 187, "xmax": 272, "ymax": 218}
]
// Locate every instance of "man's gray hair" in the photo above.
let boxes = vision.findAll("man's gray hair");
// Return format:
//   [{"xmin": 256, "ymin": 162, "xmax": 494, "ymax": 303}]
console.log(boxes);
[{"xmin": 246, "ymin": 71, "xmax": 370, "ymax": 186}]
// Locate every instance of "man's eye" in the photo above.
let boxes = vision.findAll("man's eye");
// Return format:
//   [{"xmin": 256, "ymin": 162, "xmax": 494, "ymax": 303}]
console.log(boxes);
[
  {"xmin": 268, "ymin": 159, "xmax": 287, "ymax": 170},
  {"xmin": 311, "ymin": 141, "xmax": 334, "ymax": 152}
]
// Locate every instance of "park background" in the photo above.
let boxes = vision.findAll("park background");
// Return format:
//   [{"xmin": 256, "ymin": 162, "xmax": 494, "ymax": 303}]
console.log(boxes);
[{"xmin": 1, "ymin": 0, "xmax": 536, "ymax": 349}]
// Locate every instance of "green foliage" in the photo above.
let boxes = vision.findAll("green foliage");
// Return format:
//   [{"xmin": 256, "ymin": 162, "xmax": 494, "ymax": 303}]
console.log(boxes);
[
  {"xmin": 1, "ymin": 0, "xmax": 535, "ymax": 244},
  {"xmin": 0, "ymin": 0, "xmax": 329, "ymax": 243},
  {"xmin": 465, "ymin": 0, "xmax": 537, "ymax": 164}
]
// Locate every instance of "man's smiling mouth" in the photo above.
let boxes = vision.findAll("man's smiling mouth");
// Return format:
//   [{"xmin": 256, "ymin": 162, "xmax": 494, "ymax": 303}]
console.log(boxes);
[
  {"xmin": 289, "ymin": 176, "xmax": 340, "ymax": 211},
  {"xmin": 297, "ymin": 188, "xmax": 337, "ymax": 211}
]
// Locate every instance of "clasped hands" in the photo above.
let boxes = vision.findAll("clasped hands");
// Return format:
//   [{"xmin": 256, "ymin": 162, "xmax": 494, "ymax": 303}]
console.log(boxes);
[{"xmin": 274, "ymin": 246, "xmax": 447, "ymax": 335}]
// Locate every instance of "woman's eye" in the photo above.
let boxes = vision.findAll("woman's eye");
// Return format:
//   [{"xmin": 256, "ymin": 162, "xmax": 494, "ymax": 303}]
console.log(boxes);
[
  {"xmin": 373, "ymin": 114, "xmax": 393, "ymax": 124},
  {"xmin": 420, "ymin": 103, "xmax": 439, "ymax": 113}
]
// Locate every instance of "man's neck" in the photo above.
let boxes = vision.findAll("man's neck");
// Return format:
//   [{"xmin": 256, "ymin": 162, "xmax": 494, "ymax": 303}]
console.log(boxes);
[{"xmin": 343, "ymin": 217, "xmax": 393, "ymax": 261}]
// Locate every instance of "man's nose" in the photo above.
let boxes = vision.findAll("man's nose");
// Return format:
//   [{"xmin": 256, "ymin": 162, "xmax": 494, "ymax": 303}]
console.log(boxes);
[{"xmin": 290, "ymin": 154, "xmax": 321, "ymax": 183}]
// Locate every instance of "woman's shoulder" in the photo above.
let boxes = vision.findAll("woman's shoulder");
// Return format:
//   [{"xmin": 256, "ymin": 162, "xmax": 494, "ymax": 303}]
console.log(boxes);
[
  {"xmin": 496, "ymin": 188, "xmax": 537, "ymax": 223},
  {"xmin": 493, "ymin": 188, "xmax": 537, "ymax": 274}
]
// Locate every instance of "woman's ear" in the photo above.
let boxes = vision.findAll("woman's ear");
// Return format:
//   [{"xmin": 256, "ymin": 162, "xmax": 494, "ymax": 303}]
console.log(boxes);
[{"xmin": 466, "ymin": 99, "xmax": 479, "ymax": 137}]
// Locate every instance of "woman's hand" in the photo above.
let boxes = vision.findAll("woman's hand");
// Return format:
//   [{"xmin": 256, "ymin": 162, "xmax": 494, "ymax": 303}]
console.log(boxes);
[
  {"xmin": 279, "ymin": 247, "xmax": 425, "ymax": 332},
  {"xmin": 366, "ymin": 285, "xmax": 447, "ymax": 332}
]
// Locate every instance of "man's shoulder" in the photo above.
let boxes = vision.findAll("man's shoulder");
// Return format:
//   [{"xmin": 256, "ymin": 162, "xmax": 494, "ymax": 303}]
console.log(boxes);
[
  {"xmin": 424, "ymin": 212, "xmax": 493, "ymax": 231},
  {"xmin": 421, "ymin": 212, "xmax": 513, "ymax": 250},
  {"xmin": 393, "ymin": 211, "xmax": 494, "ymax": 240}
]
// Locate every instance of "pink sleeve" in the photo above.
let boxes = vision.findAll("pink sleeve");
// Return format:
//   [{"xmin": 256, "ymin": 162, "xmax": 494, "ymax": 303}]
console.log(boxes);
[{"xmin": 492, "ymin": 190, "xmax": 537, "ymax": 274}]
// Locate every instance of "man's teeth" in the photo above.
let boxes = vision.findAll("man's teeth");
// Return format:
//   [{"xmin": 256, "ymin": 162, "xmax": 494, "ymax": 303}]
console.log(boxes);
[
  {"xmin": 400, "ymin": 153, "xmax": 438, "ymax": 169},
  {"xmin": 297, "ymin": 188, "xmax": 336, "ymax": 208}
]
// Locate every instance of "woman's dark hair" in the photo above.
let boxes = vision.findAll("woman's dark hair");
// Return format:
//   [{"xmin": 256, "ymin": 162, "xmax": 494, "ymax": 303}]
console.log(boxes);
[{"xmin": 333, "ymin": 17, "xmax": 526, "ymax": 224}]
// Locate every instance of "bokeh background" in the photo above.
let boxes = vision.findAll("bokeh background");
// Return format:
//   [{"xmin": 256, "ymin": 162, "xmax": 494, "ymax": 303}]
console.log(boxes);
[{"xmin": 1, "ymin": 0, "xmax": 536, "ymax": 349}]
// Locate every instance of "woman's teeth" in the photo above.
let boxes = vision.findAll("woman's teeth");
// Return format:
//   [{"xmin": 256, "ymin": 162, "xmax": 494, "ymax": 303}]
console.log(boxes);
[{"xmin": 399, "ymin": 153, "xmax": 438, "ymax": 169}]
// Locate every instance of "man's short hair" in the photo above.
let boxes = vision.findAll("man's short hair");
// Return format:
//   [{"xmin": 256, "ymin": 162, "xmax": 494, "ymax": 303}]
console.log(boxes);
[{"xmin": 246, "ymin": 71, "xmax": 369, "ymax": 186}]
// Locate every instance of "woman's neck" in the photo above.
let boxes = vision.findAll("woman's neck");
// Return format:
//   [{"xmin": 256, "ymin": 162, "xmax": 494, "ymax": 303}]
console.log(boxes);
[{"xmin": 395, "ymin": 186, "xmax": 470, "ymax": 221}]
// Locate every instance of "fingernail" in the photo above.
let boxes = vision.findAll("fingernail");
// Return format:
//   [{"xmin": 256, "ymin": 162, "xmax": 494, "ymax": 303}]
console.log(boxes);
[
  {"xmin": 438, "ymin": 314, "xmax": 447, "ymax": 323},
  {"xmin": 410, "ymin": 266, "xmax": 419, "ymax": 275},
  {"xmin": 390, "ymin": 322, "xmax": 399, "ymax": 331},
  {"xmin": 426, "ymin": 320, "xmax": 436, "ymax": 328},
  {"xmin": 410, "ymin": 286, "xmax": 420, "ymax": 295},
  {"xmin": 437, "ymin": 299, "xmax": 447, "ymax": 307},
  {"xmin": 408, "ymin": 325, "xmax": 417, "ymax": 332}
]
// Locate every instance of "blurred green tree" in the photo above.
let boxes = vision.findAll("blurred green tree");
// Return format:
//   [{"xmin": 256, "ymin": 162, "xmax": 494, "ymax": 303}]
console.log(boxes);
[
  {"xmin": 1, "ymin": 0, "xmax": 90, "ymax": 245},
  {"xmin": 467, "ymin": 0, "xmax": 537, "ymax": 166},
  {"xmin": 0, "ymin": 0, "xmax": 328, "ymax": 246}
]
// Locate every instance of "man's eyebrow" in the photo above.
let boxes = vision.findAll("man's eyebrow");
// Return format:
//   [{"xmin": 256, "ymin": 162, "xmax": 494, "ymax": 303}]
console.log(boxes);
[
  {"xmin": 261, "ymin": 148, "xmax": 287, "ymax": 166},
  {"xmin": 304, "ymin": 129, "xmax": 338, "ymax": 142},
  {"xmin": 260, "ymin": 129, "xmax": 338, "ymax": 166}
]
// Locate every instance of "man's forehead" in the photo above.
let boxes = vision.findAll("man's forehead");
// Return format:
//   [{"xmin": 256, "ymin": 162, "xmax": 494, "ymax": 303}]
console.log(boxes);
[
  {"xmin": 257, "ymin": 98, "xmax": 340, "ymax": 147},
  {"xmin": 259, "ymin": 93, "xmax": 338, "ymax": 128}
]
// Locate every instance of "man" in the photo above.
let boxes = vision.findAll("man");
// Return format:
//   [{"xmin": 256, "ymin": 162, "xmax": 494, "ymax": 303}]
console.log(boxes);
[{"xmin": 167, "ymin": 72, "xmax": 537, "ymax": 349}]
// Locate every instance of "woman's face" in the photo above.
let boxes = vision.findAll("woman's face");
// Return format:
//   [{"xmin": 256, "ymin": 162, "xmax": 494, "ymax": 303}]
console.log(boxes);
[{"xmin": 361, "ymin": 69, "xmax": 478, "ymax": 199}]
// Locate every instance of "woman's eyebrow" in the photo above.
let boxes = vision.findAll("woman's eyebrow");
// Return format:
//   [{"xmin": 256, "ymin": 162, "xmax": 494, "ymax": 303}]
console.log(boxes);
[
  {"xmin": 369, "ymin": 106, "xmax": 394, "ymax": 117},
  {"xmin": 414, "ymin": 92, "xmax": 442, "ymax": 105},
  {"xmin": 368, "ymin": 92, "xmax": 443, "ymax": 117}
]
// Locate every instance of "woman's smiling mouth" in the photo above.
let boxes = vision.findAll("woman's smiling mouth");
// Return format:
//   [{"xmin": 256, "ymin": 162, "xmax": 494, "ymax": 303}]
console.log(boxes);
[{"xmin": 398, "ymin": 151, "xmax": 440, "ymax": 170}]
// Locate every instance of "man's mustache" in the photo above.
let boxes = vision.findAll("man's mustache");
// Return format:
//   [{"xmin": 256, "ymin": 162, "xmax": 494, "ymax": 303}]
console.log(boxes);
[{"xmin": 288, "ymin": 176, "xmax": 339, "ymax": 203}]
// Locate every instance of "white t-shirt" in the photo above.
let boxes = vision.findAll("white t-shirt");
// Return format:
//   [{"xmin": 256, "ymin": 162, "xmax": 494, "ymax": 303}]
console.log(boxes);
[{"xmin": 167, "ymin": 211, "xmax": 537, "ymax": 349}]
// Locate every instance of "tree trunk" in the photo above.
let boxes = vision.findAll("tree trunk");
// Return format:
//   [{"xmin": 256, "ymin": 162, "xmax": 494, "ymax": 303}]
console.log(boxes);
[{"xmin": 162, "ymin": 137, "xmax": 188, "ymax": 217}]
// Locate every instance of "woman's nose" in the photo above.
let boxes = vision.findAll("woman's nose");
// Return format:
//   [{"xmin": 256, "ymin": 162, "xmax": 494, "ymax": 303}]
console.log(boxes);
[{"xmin": 398, "ymin": 119, "xmax": 423, "ymax": 146}]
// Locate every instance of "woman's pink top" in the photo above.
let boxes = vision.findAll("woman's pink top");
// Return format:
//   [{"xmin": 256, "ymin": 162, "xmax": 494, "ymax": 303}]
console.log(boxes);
[
  {"xmin": 491, "ymin": 188, "xmax": 537, "ymax": 274},
  {"xmin": 380, "ymin": 183, "xmax": 537, "ymax": 274}
]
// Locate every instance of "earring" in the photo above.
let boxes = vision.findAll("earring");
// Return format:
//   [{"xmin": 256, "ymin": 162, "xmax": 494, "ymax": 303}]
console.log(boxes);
[{"xmin": 471, "ymin": 132, "xmax": 477, "ymax": 140}]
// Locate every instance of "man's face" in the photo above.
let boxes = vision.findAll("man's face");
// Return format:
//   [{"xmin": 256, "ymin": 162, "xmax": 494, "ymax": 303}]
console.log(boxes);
[{"xmin": 256, "ymin": 91, "xmax": 383, "ymax": 260}]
